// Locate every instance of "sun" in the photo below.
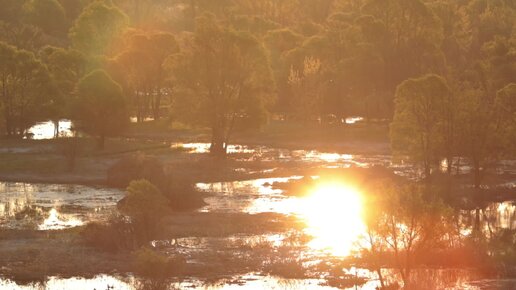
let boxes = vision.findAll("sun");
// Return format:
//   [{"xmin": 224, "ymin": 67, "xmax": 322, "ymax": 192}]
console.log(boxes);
[{"xmin": 297, "ymin": 182, "xmax": 365, "ymax": 256}]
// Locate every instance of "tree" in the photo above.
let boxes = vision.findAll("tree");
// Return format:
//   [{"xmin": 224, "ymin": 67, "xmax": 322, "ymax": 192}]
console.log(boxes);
[
  {"xmin": 39, "ymin": 46, "xmax": 87, "ymax": 137},
  {"xmin": 170, "ymin": 14, "xmax": 274, "ymax": 155},
  {"xmin": 118, "ymin": 179, "xmax": 170, "ymax": 241},
  {"xmin": 23, "ymin": 0, "xmax": 67, "ymax": 37},
  {"xmin": 390, "ymin": 74, "xmax": 451, "ymax": 178},
  {"xmin": 360, "ymin": 0, "xmax": 446, "ymax": 115},
  {"xmin": 494, "ymin": 83, "xmax": 516, "ymax": 157},
  {"xmin": 361, "ymin": 183, "xmax": 452, "ymax": 288},
  {"xmin": 264, "ymin": 28, "xmax": 304, "ymax": 116},
  {"xmin": 112, "ymin": 30, "xmax": 179, "ymax": 121},
  {"xmin": 288, "ymin": 56, "xmax": 324, "ymax": 120},
  {"xmin": 0, "ymin": 41, "xmax": 53, "ymax": 136},
  {"xmin": 74, "ymin": 69, "xmax": 128, "ymax": 149},
  {"xmin": 69, "ymin": 0, "xmax": 128, "ymax": 56}
]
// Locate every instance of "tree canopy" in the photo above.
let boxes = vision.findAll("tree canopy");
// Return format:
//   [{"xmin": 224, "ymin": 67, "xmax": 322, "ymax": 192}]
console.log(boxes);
[
  {"xmin": 74, "ymin": 69, "xmax": 128, "ymax": 148},
  {"xmin": 170, "ymin": 13, "xmax": 274, "ymax": 155}
]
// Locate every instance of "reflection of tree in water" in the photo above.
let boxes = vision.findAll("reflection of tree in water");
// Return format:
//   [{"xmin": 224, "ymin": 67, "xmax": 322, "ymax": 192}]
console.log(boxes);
[{"xmin": 459, "ymin": 202, "xmax": 516, "ymax": 239}]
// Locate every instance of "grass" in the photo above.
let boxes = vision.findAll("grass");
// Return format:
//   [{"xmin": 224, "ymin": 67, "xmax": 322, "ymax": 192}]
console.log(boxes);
[
  {"xmin": 234, "ymin": 120, "xmax": 390, "ymax": 145},
  {"xmin": 124, "ymin": 119, "xmax": 390, "ymax": 153},
  {"xmin": 0, "ymin": 153, "xmax": 64, "ymax": 174}
]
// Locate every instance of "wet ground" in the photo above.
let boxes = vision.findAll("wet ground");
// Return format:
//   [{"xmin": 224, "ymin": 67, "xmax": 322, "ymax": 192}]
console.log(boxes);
[{"xmin": 0, "ymin": 121, "xmax": 514, "ymax": 289}]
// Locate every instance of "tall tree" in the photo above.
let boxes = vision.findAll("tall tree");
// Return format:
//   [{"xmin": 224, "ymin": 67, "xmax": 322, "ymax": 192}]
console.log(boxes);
[
  {"xmin": 69, "ymin": 0, "xmax": 129, "ymax": 56},
  {"xmin": 0, "ymin": 42, "xmax": 53, "ymax": 136},
  {"xmin": 39, "ymin": 46, "xmax": 88, "ymax": 136},
  {"xmin": 112, "ymin": 30, "xmax": 179, "ymax": 121},
  {"xmin": 170, "ymin": 13, "xmax": 274, "ymax": 155},
  {"xmin": 390, "ymin": 74, "xmax": 451, "ymax": 178},
  {"xmin": 494, "ymin": 83, "xmax": 516, "ymax": 157},
  {"xmin": 74, "ymin": 69, "xmax": 128, "ymax": 149},
  {"xmin": 23, "ymin": 0, "xmax": 68, "ymax": 37}
]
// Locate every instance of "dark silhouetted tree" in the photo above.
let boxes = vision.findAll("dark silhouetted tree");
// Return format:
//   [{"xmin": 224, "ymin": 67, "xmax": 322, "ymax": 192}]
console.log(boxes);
[{"xmin": 74, "ymin": 69, "xmax": 128, "ymax": 149}]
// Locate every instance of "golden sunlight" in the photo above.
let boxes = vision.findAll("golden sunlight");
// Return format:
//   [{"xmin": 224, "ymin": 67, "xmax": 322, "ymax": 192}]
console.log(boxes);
[{"xmin": 298, "ymin": 183, "xmax": 365, "ymax": 256}]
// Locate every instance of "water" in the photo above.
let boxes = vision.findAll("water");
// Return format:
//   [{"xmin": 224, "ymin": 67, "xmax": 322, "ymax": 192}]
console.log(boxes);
[
  {"xmin": 0, "ymin": 275, "xmax": 135, "ymax": 290},
  {"xmin": 0, "ymin": 182, "xmax": 123, "ymax": 229},
  {"xmin": 3, "ymin": 271, "xmax": 515, "ymax": 290},
  {"xmin": 0, "ymin": 142, "xmax": 514, "ymax": 289},
  {"xmin": 26, "ymin": 120, "xmax": 73, "ymax": 140}
]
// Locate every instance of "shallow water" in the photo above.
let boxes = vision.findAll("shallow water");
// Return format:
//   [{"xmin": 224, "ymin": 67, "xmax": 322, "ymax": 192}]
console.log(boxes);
[
  {"xmin": 0, "ymin": 182, "xmax": 123, "ymax": 229},
  {"xmin": 3, "ymin": 270, "xmax": 515, "ymax": 290},
  {"xmin": 26, "ymin": 120, "xmax": 73, "ymax": 140},
  {"xmin": 1, "ymin": 140, "xmax": 515, "ymax": 288}
]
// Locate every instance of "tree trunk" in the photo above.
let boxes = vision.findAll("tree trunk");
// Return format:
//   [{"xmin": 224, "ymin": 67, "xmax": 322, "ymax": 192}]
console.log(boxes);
[
  {"xmin": 210, "ymin": 126, "xmax": 226, "ymax": 156},
  {"xmin": 473, "ymin": 158, "xmax": 482, "ymax": 231},
  {"xmin": 53, "ymin": 120, "xmax": 60, "ymax": 138},
  {"xmin": 446, "ymin": 156, "xmax": 452, "ymax": 174}
]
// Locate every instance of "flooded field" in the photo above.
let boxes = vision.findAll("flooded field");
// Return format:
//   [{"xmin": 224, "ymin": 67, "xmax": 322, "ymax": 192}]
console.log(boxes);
[
  {"xmin": 1, "ymin": 139, "xmax": 515, "ymax": 289},
  {"xmin": 1, "ymin": 271, "xmax": 516, "ymax": 290}
]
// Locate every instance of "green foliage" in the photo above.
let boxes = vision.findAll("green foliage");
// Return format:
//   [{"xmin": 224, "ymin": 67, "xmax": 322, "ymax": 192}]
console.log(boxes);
[
  {"xmin": 132, "ymin": 247, "xmax": 185, "ymax": 278},
  {"xmin": 390, "ymin": 74, "xmax": 451, "ymax": 177},
  {"xmin": 81, "ymin": 215, "xmax": 134, "ymax": 252},
  {"xmin": 39, "ymin": 46, "xmax": 88, "ymax": 120},
  {"xmin": 23, "ymin": 0, "xmax": 67, "ymax": 36},
  {"xmin": 494, "ymin": 83, "xmax": 516, "ymax": 157},
  {"xmin": 170, "ymin": 13, "xmax": 274, "ymax": 154},
  {"xmin": 69, "ymin": 0, "xmax": 128, "ymax": 56},
  {"xmin": 110, "ymin": 30, "xmax": 179, "ymax": 121},
  {"xmin": 118, "ymin": 179, "xmax": 170, "ymax": 240},
  {"xmin": 0, "ymin": 41, "xmax": 54, "ymax": 136},
  {"xmin": 74, "ymin": 69, "xmax": 128, "ymax": 148},
  {"xmin": 132, "ymin": 247, "xmax": 185, "ymax": 290},
  {"xmin": 362, "ymin": 182, "xmax": 454, "ymax": 287}
]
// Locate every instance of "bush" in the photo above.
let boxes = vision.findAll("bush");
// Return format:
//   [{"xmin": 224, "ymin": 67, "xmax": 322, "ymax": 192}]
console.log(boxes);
[
  {"xmin": 108, "ymin": 154, "xmax": 206, "ymax": 212},
  {"xmin": 107, "ymin": 154, "xmax": 168, "ymax": 191},
  {"xmin": 132, "ymin": 247, "xmax": 185, "ymax": 290},
  {"xmin": 118, "ymin": 179, "xmax": 170, "ymax": 241},
  {"xmin": 80, "ymin": 215, "xmax": 134, "ymax": 252},
  {"xmin": 166, "ymin": 181, "xmax": 206, "ymax": 211}
]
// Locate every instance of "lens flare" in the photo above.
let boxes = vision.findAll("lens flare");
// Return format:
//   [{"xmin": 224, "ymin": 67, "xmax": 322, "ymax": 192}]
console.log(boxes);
[{"xmin": 298, "ymin": 183, "xmax": 365, "ymax": 256}]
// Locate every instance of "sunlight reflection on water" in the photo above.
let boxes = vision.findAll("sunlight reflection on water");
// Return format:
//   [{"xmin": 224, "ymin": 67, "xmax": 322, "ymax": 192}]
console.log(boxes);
[
  {"xmin": 37, "ymin": 208, "xmax": 83, "ymax": 230},
  {"xmin": 0, "ymin": 182, "xmax": 123, "ymax": 229},
  {"xmin": 198, "ymin": 178, "xmax": 366, "ymax": 256},
  {"xmin": 26, "ymin": 120, "xmax": 73, "ymax": 140}
]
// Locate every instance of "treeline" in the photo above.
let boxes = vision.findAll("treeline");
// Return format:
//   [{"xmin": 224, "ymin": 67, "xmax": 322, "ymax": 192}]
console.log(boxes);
[{"xmin": 0, "ymin": 0, "xmax": 514, "ymax": 154}]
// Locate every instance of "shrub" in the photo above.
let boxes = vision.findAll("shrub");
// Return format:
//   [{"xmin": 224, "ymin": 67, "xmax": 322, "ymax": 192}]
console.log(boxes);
[
  {"xmin": 107, "ymin": 154, "xmax": 168, "ymax": 191},
  {"xmin": 80, "ymin": 215, "xmax": 134, "ymax": 252},
  {"xmin": 132, "ymin": 247, "xmax": 185, "ymax": 290},
  {"xmin": 166, "ymin": 181, "xmax": 206, "ymax": 211},
  {"xmin": 118, "ymin": 179, "xmax": 170, "ymax": 241}
]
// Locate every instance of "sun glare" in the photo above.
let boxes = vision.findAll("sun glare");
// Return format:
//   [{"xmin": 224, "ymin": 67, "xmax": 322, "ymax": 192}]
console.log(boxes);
[{"xmin": 298, "ymin": 183, "xmax": 365, "ymax": 256}]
